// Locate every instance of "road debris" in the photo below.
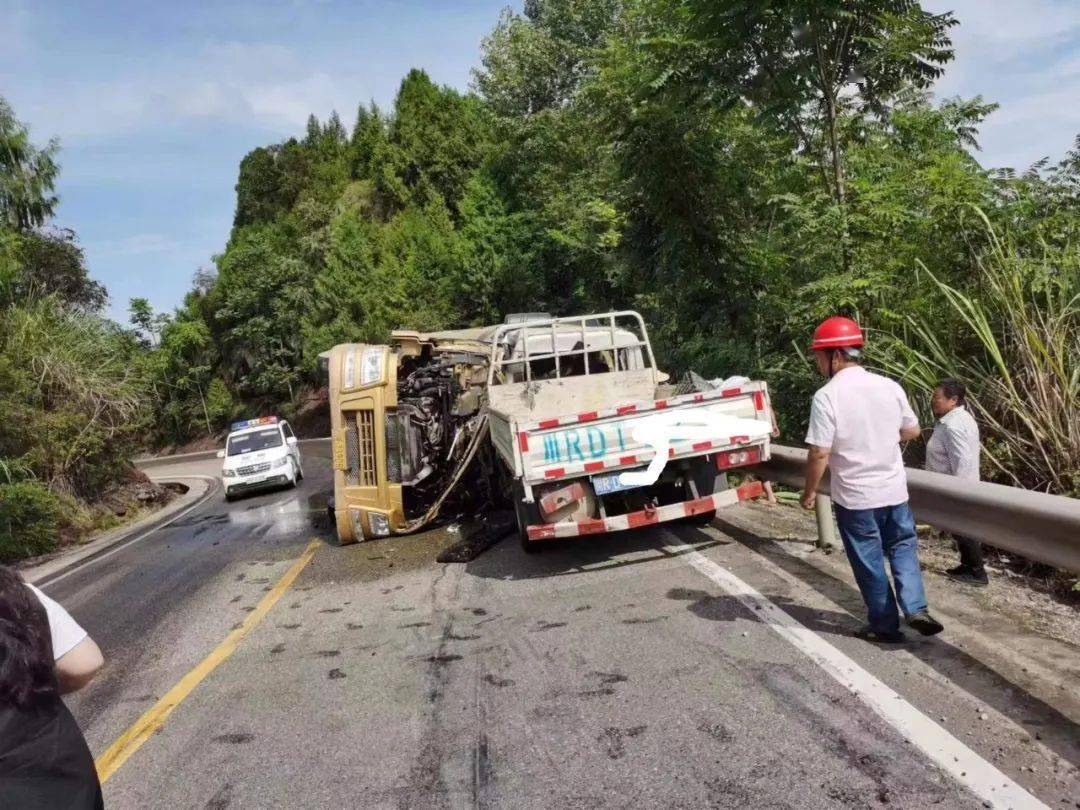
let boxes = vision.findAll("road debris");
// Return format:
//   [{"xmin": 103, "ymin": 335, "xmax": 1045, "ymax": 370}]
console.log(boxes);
[{"xmin": 436, "ymin": 511, "xmax": 516, "ymax": 563}]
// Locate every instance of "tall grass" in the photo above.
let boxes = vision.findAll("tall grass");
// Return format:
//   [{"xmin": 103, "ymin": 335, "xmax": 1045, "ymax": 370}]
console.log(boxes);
[
  {"xmin": 874, "ymin": 209, "xmax": 1079, "ymax": 495},
  {"xmin": 0, "ymin": 296, "xmax": 146, "ymax": 497}
]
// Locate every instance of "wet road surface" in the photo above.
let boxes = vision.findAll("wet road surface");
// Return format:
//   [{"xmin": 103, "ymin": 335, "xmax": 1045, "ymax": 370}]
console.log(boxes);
[{"xmin": 40, "ymin": 446, "xmax": 1080, "ymax": 809}]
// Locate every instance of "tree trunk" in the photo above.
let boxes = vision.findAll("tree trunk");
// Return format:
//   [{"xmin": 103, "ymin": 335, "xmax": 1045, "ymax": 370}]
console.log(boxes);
[
  {"xmin": 198, "ymin": 384, "xmax": 212, "ymax": 436},
  {"xmin": 823, "ymin": 88, "xmax": 851, "ymax": 275}
]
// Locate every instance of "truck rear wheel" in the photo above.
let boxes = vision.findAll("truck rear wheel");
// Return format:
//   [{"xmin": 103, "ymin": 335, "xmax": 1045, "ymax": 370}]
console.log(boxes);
[
  {"xmin": 512, "ymin": 481, "xmax": 542, "ymax": 553},
  {"xmin": 687, "ymin": 509, "xmax": 716, "ymax": 525},
  {"xmin": 687, "ymin": 462, "xmax": 729, "ymax": 525}
]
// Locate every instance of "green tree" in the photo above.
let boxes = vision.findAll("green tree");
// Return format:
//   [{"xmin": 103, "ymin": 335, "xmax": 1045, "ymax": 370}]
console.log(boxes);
[
  {"xmin": 474, "ymin": 0, "xmax": 622, "ymax": 116},
  {"xmin": 16, "ymin": 228, "xmax": 107, "ymax": 310},
  {"xmin": 378, "ymin": 69, "xmax": 491, "ymax": 213},
  {"xmin": 0, "ymin": 98, "xmax": 59, "ymax": 230},
  {"xmin": 211, "ymin": 224, "xmax": 313, "ymax": 404},
  {"xmin": 350, "ymin": 103, "xmax": 388, "ymax": 181}
]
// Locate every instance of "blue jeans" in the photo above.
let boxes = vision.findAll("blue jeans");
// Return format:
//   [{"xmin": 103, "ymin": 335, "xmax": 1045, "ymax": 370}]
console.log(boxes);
[{"xmin": 833, "ymin": 502, "xmax": 929, "ymax": 634}]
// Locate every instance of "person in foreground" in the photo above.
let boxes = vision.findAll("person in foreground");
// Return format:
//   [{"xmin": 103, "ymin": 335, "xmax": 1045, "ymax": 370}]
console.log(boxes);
[
  {"xmin": 926, "ymin": 378, "xmax": 988, "ymax": 586},
  {"xmin": 0, "ymin": 565, "xmax": 105, "ymax": 809},
  {"xmin": 800, "ymin": 316, "xmax": 944, "ymax": 643}
]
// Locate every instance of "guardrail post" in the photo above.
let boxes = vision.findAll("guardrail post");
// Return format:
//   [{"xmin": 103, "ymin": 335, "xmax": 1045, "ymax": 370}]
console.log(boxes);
[{"xmin": 814, "ymin": 494, "xmax": 837, "ymax": 551}]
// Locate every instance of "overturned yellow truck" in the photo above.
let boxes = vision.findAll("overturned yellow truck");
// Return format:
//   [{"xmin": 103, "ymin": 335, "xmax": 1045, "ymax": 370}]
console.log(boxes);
[{"xmin": 323, "ymin": 312, "xmax": 777, "ymax": 551}]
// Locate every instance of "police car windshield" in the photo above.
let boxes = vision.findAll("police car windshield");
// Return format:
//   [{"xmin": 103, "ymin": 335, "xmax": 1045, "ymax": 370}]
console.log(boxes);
[{"xmin": 227, "ymin": 428, "xmax": 282, "ymax": 456}]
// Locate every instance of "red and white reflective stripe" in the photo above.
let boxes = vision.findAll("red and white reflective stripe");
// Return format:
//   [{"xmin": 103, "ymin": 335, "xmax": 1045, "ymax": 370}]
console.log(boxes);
[
  {"xmin": 516, "ymin": 382, "xmax": 767, "ymax": 432},
  {"xmin": 539, "ymin": 481, "xmax": 587, "ymax": 515},
  {"xmin": 534, "ymin": 439, "xmax": 766, "ymax": 481},
  {"xmin": 526, "ymin": 481, "xmax": 765, "ymax": 540}
]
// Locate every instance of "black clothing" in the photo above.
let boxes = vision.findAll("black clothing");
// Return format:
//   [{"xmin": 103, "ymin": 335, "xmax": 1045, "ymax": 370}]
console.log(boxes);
[
  {"xmin": 0, "ymin": 699, "xmax": 103, "ymax": 810},
  {"xmin": 952, "ymin": 533, "xmax": 987, "ymax": 576}
]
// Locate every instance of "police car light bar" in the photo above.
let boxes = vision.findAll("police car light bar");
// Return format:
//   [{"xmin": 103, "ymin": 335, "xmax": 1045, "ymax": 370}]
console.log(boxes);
[{"xmin": 230, "ymin": 415, "xmax": 279, "ymax": 431}]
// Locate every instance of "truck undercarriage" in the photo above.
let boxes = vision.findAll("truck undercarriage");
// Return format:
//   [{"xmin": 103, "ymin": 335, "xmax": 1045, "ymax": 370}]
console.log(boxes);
[{"xmin": 391, "ymin": 349, "xmax": 493, "ymax": 526}]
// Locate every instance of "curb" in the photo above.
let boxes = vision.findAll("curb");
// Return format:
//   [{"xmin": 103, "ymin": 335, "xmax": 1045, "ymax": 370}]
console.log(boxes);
[
  {"xmin": 25, "ymin": 475, "xmax": 218, "ymax": 587},
  {"xmin": 135, "ymin": 450, "xmax": 221, "ymax": 468},
  {"xmin": 134, "ymin": 437, "xmax": 331, "ymax": 470}
]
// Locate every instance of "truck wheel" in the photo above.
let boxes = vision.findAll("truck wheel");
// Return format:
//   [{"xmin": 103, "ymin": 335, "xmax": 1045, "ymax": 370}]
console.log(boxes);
[
  {"xmin": 687, "ymin": 509, "xmax": 716, "ymax": 526},
  {"xmin": 512, "ymin": 482, "xmax": 542, "ymax": 554},
  {"xmin": 687, "ymin": 462, "xmax": 728, "ymax": 525}
]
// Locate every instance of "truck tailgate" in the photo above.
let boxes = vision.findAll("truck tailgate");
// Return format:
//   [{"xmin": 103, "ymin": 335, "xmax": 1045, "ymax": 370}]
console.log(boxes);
[{"xmin": 512, "ymin": 382, "xmax": 774, "ymax": 484}]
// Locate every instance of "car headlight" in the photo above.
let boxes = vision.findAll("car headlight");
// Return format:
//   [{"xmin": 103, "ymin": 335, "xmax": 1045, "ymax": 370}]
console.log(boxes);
[
  {"xmin": 273, "ymin": 456, "xmax": 290, "ymax": 468},
  {"xmin": 360, "ymin": 347, "xmax": 384, "ymax": 386},
  {"xmin": 369, "ymin": 513, "xmax": 391, "ymax": 537},
  {"xmin": 344, "ymin": 349, "xmax": 356, "ymax": 388},
  {"xmin": 222, "ymin": 469, "xmax": 237, "ymax": 478}
]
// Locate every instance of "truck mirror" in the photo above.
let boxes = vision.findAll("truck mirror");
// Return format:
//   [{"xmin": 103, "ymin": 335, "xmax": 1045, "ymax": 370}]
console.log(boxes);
[
  {"xmin": 216, "ymin": 449, "xmax": 225, "ymax": 459},
  {"xmin": 286, "ymin": 436, "xmax": 298, "ymax": 447}
]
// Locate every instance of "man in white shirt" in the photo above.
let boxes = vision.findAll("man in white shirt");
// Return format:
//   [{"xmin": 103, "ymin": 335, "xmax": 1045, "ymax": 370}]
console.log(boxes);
[
  {"xmin": 801, "ymin": 316, "xmax": 944, "ymax": 643},
  {"xmin": 926, "ymin": 378, "xmax": 987, "ymax": 586}
]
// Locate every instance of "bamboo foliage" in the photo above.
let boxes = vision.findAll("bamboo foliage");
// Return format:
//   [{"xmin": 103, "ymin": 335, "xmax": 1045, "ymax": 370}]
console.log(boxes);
[{"xmin": 875, "ymin": 209, "xmax": 1079, "ymax": 495}]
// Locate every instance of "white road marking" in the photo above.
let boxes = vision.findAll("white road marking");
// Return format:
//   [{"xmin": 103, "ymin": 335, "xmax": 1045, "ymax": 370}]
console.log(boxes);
[{"xmin": 665, "ymin": 539, "xmax": 1047, "ymax": 810}]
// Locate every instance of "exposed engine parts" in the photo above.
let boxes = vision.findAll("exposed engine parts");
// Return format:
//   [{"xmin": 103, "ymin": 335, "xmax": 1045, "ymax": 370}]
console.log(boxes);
[{"xmin": 391, "ymin": 353, "xmax": 489, "ymax": 521}]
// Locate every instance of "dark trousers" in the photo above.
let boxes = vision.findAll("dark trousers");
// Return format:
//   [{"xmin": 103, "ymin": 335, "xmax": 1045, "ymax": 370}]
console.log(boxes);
[{"xmin": 952, "ymin": 534, "xmax": 985, "ymax": 574}]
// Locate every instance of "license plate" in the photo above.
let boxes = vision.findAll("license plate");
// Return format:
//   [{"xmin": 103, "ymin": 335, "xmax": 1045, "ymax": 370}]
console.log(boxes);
[{"xmin": 592, "ymin": 471, "xmax": 645, "ymax": 496}]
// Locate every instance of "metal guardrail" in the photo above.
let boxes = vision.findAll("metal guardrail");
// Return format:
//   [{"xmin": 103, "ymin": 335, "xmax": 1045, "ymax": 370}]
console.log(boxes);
[
  {"xmin": 135, "ymin": 438, "xmax": 331, "ymax": 470},
  {"xmin": 752, "ymin": 445, "xmax": 1080, "ymax": 574}
]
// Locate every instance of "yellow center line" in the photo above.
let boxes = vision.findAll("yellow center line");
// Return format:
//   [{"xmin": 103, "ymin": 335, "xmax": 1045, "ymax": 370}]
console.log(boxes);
[{"xmin": 95, "ymin": 538, "xmax": 321, "ymax": 784}]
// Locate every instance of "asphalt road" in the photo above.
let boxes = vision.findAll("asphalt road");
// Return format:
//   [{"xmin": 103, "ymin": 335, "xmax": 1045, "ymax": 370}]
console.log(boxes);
[{"xmin": 39, "ymin": 446, "xmax": 1080, "ymax": 809}]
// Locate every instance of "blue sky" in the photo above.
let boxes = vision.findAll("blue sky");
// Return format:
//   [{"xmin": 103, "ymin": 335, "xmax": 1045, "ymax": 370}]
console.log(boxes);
[{"xmin": 2, "ymin": 0, "xmax": 1080, "ymax": 325}]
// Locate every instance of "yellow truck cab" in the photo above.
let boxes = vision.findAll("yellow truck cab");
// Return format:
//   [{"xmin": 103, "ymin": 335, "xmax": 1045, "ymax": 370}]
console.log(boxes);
[{"xmin": 324, "ymin": 327, "xmax": 492, "ymax": 543}]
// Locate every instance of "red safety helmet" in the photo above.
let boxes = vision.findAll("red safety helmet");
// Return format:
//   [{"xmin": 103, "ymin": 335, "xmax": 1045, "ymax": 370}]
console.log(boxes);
[{"xmin": 810, "ymin": 316, "xmax": 864, "ymax": 351}]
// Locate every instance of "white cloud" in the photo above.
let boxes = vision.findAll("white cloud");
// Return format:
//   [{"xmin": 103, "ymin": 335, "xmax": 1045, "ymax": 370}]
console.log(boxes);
[
  {"xmin": 7, "ymin": 39, "xmax": 354, "ymax": 142},
  {"xmin": 925, "ymin": 0, "xmax": 1080, "ymax": 169},
  {"xmin": 243, "ymin": 72, "xmax": 345, "ymax": 127}
]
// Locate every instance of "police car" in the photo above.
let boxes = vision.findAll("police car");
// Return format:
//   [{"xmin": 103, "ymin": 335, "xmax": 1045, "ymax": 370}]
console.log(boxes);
[{"xmin": 216, "ymin": 416, "xmax": 304, "ymax": 501}]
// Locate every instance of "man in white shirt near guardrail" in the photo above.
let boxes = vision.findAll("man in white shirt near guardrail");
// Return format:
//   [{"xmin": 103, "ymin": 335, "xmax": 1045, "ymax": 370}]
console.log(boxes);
[
  {"xmin": 800, "ymin": 316, "xmax": 944, "ymax": 643},
  {"xmin": 926, "ymin": 378, "xmax": 988, "ymax": 586}
]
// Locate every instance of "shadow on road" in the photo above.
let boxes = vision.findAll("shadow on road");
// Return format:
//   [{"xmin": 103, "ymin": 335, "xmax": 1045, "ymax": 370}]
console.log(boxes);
[
  {"xmin": 707, "ymin": 517, "xmax": 1080, "ymax": 767},
  {"xmin": 465, "ymin": 521, "xmax": 728, "ymax": 581},
  {"xmin": 666, "ymin": 583, "xmax": 881, "ymax": 643}
]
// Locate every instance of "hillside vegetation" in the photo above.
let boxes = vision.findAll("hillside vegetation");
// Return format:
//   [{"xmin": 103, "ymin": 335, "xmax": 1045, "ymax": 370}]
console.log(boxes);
[
  {"xmin": 2, "ymin": 0, "xmax": 1077, "ymax": 560},
  {"xmin": 0, "ymin": 100, "xmax": 167, "ymax": 561}
]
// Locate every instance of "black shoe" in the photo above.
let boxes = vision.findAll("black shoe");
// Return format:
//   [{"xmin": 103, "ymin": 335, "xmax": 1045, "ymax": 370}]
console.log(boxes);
[
  {"xmin": 946, "ymin": 564, "xmax": 969, "ymax": 577},
  {"xmin": 907, "ymin": 611, "xmax": 944, "ymax": 636},
  {"xmin": 948, "ymin": 569, "xmax": 989, "ymax": 587},
  {"xmin": 854, "ymin": 626, "xmax": 905, "ymax": 644}
]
